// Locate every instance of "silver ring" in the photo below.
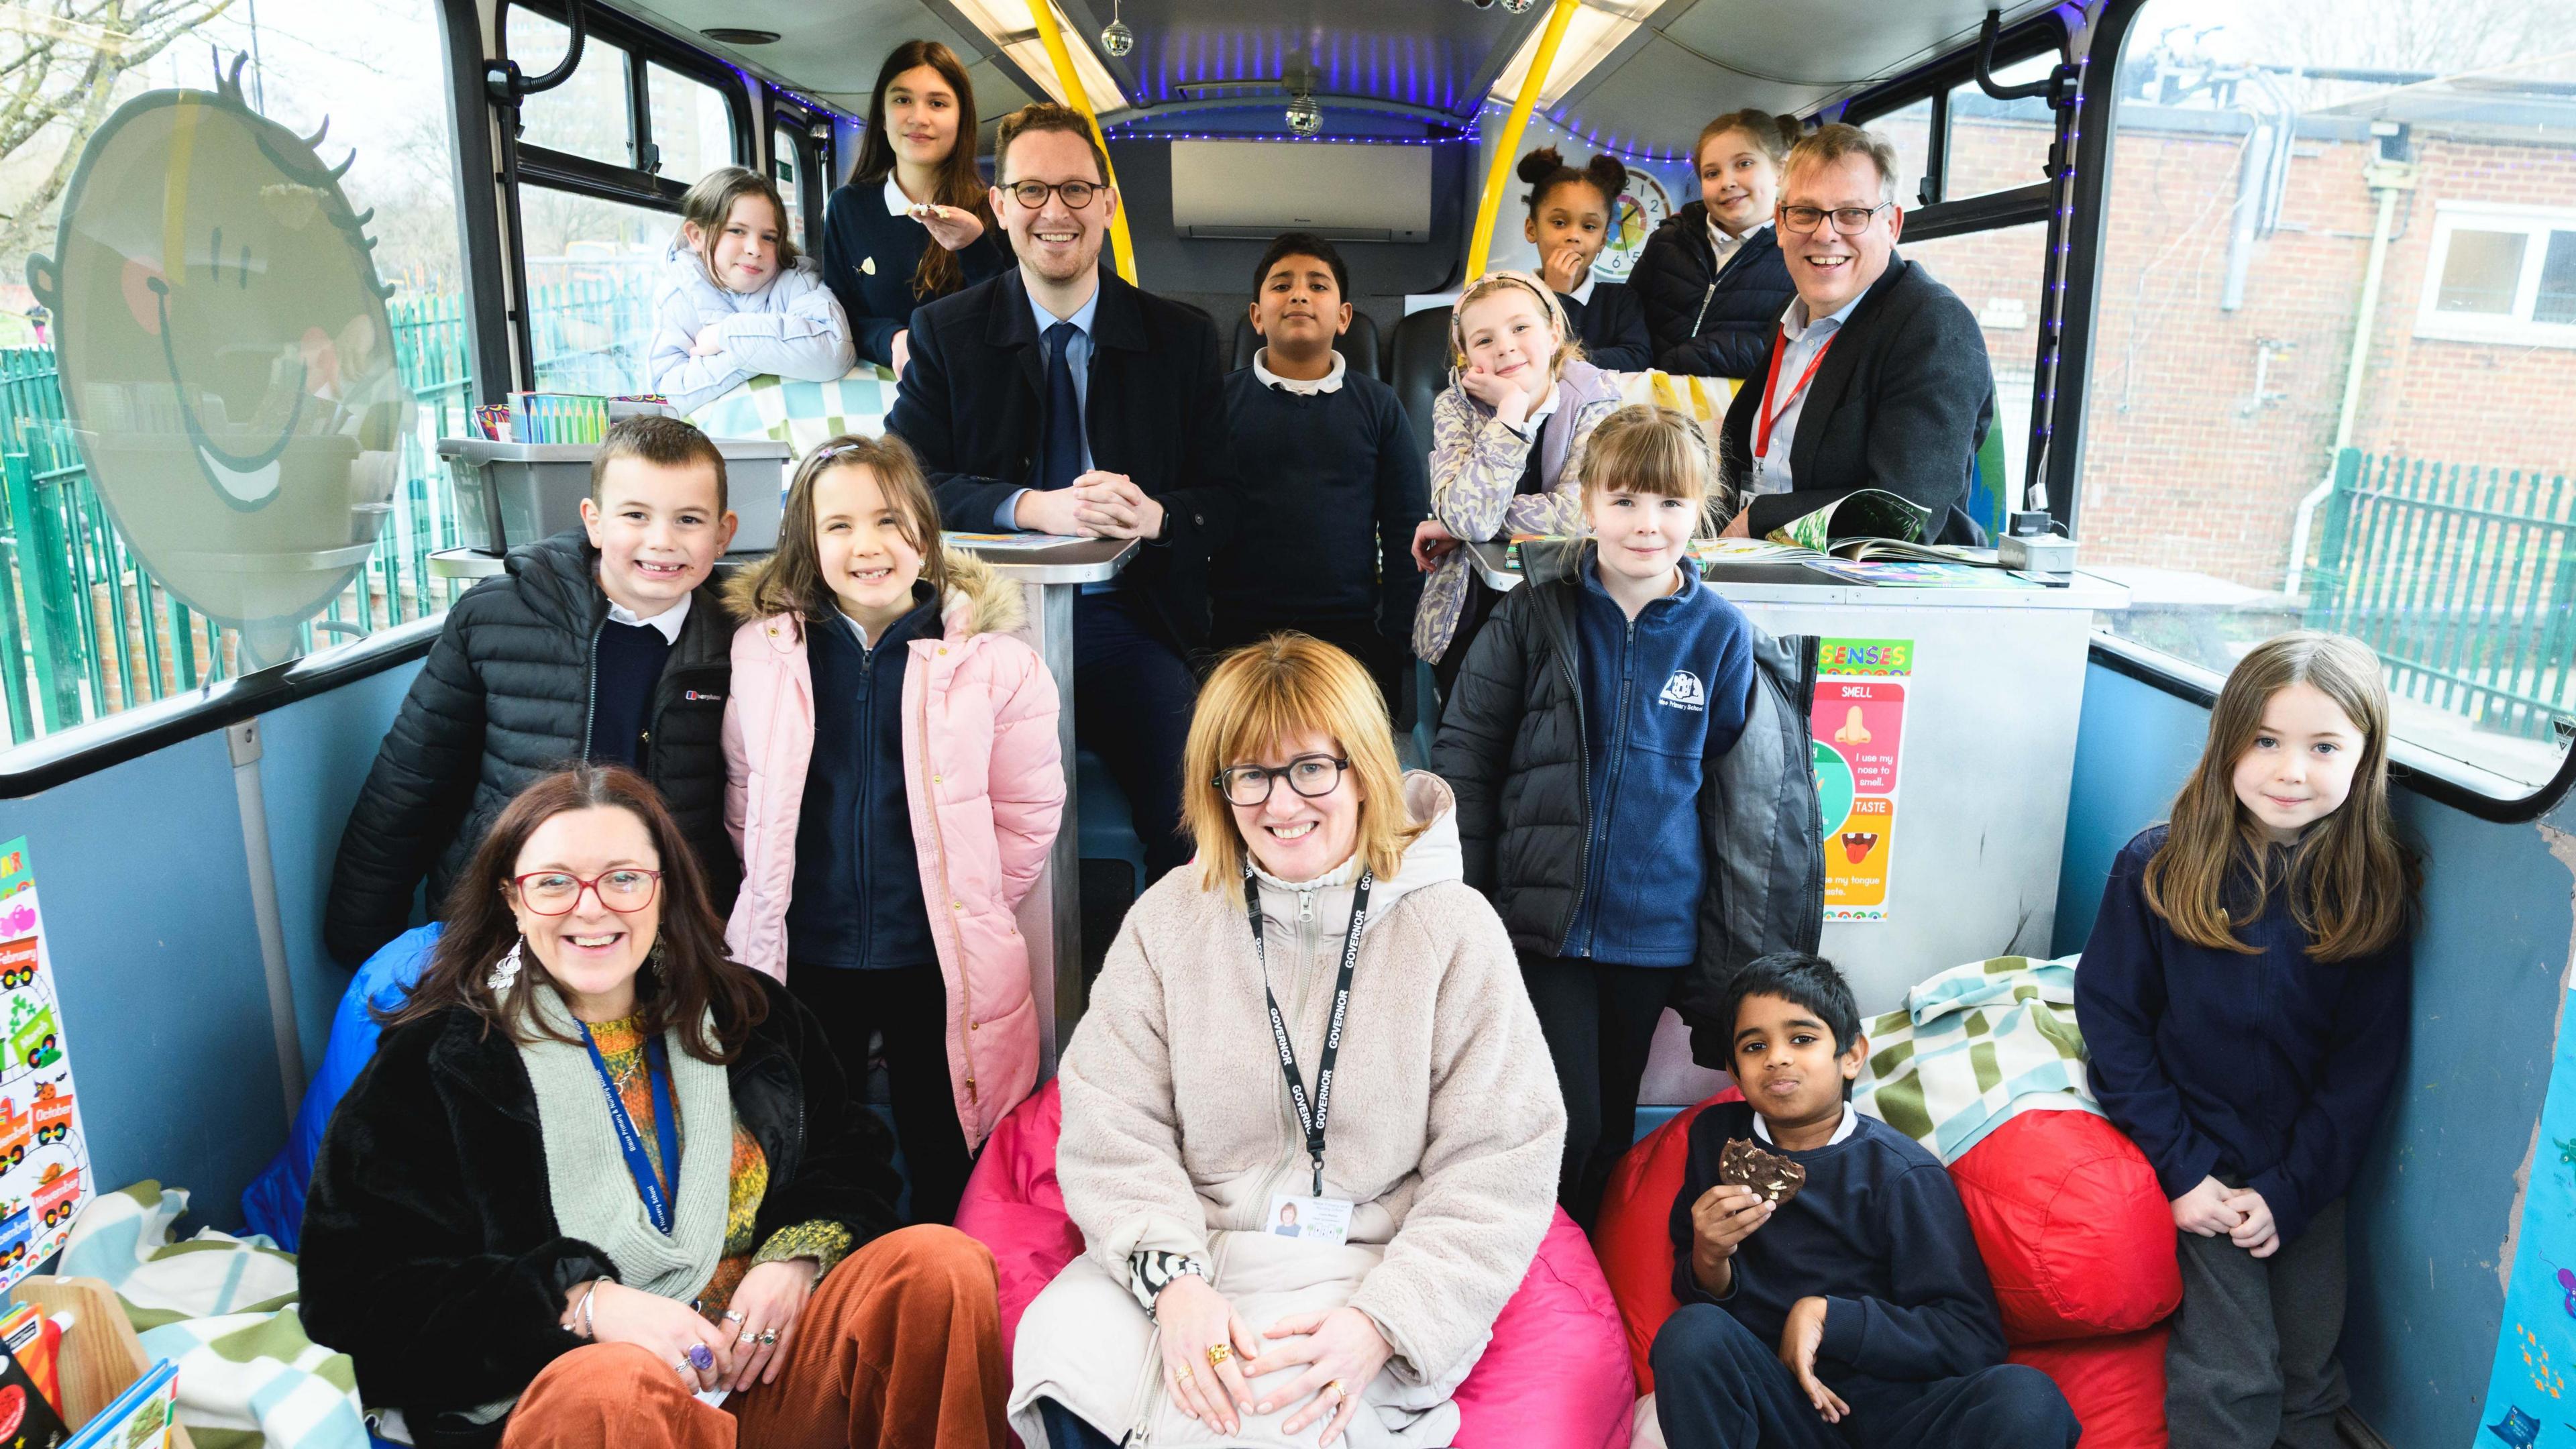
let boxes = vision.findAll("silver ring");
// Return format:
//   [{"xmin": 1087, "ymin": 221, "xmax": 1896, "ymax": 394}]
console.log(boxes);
[
  {"xmin": 673, "ymin": 1358, "xmax": 692, "ymax": 1379},
  {"xmin": 738, "ymin": 1330, "xmax": 757, "ymax": 1345},
  {"xmin": 758, "ymin": 1328, "xmax": 779, "ymax": 1346},
  {"xmin": 722, "ymin": 1309, "xmax": 745, "ymax": 1323}
]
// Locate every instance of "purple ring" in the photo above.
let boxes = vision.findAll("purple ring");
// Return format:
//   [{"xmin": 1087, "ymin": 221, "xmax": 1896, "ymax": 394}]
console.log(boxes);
[{"xmin": 686, "ymin": 1343, "xmax": 716, "ymax": 1373}]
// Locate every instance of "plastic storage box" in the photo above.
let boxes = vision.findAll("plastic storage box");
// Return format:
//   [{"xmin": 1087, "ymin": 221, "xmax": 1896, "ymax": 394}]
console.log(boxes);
[{"xmin": 437, "ymin": 436, "xmax": 790, "ymax": 553}]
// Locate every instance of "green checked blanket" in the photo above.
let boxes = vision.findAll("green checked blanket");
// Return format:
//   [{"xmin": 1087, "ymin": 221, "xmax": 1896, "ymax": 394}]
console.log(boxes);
[
  {"xmin": 1851, "ymin": 955, "xmax": 2100, "ymax": 1165},
  {"xmin": 688, "ymin": 365, "xmax": 897, "ymax": 456},
  {"xmin": 57, "ymin": 1182, "xmax": 368, "ymax": 1449}
]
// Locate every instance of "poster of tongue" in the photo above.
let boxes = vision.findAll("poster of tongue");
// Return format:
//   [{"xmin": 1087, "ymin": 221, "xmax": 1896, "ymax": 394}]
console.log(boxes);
[
  {"xmin": 1810, "ymin": 638, "xmax": 1913, "ymax": 921},
  {"xmin": 0, "ymin": 839, "xmax": 91, "ymax": 1292}
]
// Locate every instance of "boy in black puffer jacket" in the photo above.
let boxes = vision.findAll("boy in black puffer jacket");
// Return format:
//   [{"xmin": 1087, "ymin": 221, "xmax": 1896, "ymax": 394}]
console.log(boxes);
[
  {"xmin": 325, "ymin": 416, "xmax": 742, "ymax": 965},
  {"xmin": 1431, "ymin": 404, "xmax": 1823, "ymax": 1228},
  {"xmin": 1629, "ymin": 111, "xmax": 1801, "ymax": 378}
]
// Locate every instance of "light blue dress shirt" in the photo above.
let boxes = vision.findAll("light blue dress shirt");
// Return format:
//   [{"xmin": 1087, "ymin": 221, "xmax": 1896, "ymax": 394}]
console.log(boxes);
[{"xmin": 1752, "ymin": 284, "xmax": 1868, "ymax": 496}]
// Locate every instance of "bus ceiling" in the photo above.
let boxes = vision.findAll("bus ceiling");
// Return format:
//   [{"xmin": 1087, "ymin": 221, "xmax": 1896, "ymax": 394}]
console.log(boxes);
[{"xmin": 644, "ymin": 0, "xmax": 2076, "ymax": 150}]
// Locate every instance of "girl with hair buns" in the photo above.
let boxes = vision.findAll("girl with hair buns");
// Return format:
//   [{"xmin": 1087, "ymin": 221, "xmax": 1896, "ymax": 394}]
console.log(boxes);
[
  {"xmin": 2075, "ymin": 631, "xmax": 2419, "ymax": 1449},
  {"xmin": 1628, "ymin": 110, "xmax": 1800, "ymax": 377},
  {"xmin": 1518, "ymin": 146, "xmax": 1650, "ymax": 370},
  {"xmin": 1408, "ymin": 270, "xmax": 1623, "ymax": 695}
]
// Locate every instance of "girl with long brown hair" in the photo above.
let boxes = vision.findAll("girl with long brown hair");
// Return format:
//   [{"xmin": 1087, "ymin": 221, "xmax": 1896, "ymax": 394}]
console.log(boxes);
[
  {"xmin": 2073, "ymin": 631, "xmax": 2420, "ymax": 1449},
  {"xmin": 820, "ymin": 40, "xmax": 1008, "ymax": 377},
  {"xmin": 648, "ymin": 165, "xmax": 855, "ymax": 414},
  {"xmin": 722, "ymin": 433, "xmax": 1063, "ymax": 1226},
  {"xmin": 301, "ymin": 764, "xmax": 1009, "ymax": 1449}
]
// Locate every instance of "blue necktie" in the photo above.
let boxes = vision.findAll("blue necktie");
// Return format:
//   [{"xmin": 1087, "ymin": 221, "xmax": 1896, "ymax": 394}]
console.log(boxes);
[{"xmin": 1041, "ymin": 321, "xmax": 1082, "ymax": 492}]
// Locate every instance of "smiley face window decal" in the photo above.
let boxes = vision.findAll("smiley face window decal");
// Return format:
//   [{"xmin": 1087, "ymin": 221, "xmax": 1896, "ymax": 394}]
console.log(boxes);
[{"xmin": 25, "ymin": 54, "xmax": 415, "ymax": 661}]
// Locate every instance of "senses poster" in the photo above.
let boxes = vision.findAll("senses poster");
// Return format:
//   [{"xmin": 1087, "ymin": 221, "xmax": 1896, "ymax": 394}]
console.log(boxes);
[{"xmin": 1811, "ymin": 639, "xmax": 1912, "ymax": 922}]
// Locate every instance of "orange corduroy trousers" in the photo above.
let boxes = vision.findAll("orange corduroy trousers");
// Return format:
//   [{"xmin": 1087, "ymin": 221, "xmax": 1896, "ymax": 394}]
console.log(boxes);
[{"xmin": 500, "ymin": 1225, "xmax": 1008, "ymax": 1449}]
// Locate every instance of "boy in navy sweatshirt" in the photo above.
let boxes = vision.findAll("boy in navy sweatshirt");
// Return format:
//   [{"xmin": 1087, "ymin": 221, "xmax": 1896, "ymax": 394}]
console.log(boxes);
[
  {"xmin": 1652, "ymin": 953, "xmax": 2078, "ymax": 1449},
  {"xmin": 1208, "ymin": 232, "xmax": 1428, "ymax": 707}
]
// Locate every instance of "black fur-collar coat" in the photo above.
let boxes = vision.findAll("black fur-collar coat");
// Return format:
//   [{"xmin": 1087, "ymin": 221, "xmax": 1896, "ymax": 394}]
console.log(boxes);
[{"xmin": 297, "ymin": 973, "xmax": 900, "ymax": 1445}]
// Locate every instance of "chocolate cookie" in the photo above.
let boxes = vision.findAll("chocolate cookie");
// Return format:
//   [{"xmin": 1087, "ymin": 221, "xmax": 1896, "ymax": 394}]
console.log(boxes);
[{"xmin": 1718, "ymin": 1136, "xmax": 1808, "ymax": 1207}]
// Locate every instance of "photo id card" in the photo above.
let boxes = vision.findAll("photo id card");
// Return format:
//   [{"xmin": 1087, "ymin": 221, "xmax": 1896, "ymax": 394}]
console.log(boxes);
[{"xmin": 1266, "ymin": 1191, "xmax": 1354, "ymax": 1246}]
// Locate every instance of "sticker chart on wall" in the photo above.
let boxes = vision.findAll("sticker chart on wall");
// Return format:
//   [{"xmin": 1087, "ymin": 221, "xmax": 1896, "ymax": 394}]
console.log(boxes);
[
  {"xmin": 0, "ymin": 839, "xmax": 91, "ymax": 1290},
  {"xmin": 2481, "ymin": 972, "xmax": 2576, "ymax": 1444},
  {"xmin": 1810, "ymin": 639, "xmax": 1912, "ymax": 922}
]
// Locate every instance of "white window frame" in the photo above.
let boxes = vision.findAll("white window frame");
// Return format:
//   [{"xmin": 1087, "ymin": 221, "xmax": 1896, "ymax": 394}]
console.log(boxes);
[{"xmin": 2414, "ymin": 200, "xmax": 2576, "ymax": 349}]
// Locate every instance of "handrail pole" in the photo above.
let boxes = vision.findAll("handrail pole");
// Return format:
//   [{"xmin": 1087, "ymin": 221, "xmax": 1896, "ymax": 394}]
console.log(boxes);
[
  {"xmin": 1024, "ymin": 1, "xmax": 1138, "ymax": 284},
  {"xmin": 1464, "ymin": 0, "xmax": 1581, "ymax": 281}
]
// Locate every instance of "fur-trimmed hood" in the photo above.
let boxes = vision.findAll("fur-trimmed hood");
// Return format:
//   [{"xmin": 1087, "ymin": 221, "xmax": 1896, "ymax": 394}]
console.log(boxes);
[{"xmin": 724, "ymin": 542, "xmax": 1024, "ymax": 648}]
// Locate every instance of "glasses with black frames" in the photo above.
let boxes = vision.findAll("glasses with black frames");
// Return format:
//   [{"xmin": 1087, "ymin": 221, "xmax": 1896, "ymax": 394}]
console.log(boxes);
[
  {"xmin": 1214, "ymin": 754, "xmax": 1350, "ymax": 807},
  {"xmin": 1778, "ymin": 202, "xmax": 1894, "ymax": 235},
  {"xmin": 1002, "ymin": 178, "xmax": 1103, "ymax": 210}
]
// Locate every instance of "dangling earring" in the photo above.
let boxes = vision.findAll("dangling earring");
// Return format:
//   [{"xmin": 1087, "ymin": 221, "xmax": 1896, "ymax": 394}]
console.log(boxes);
[
  {"xmin": 645, "ymin": 941, "xmax": 667, "ymax": 978},
  {"xmin": 486, "ymin": 936, "xmax": 525, "ymax": 993}
]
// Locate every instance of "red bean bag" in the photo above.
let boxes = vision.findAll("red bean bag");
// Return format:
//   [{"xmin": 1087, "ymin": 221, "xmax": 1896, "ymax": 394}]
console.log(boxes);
[
  {"xmin": 1951, "ymin": 1110, "xmax": 2182, "ymax": 1342},
  {"xmin": 1593, "ymin": 1091, "xmax": 2174, "ymax": 1448},
  {"xmin": 2010, "ymin": 1326, "xmax": 2170, "ymax": 1449},
  {"xmin": 956, "ymin": 1080, "xmax": 1638, "ymax": 1449}
]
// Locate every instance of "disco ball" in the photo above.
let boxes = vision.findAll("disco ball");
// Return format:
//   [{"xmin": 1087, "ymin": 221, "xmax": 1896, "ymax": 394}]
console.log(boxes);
[
  {"xmin": 1285, "ymin": 94, "xmax": 1323, "ymax": 135},
  {"xmin": 1100, "ymin": 19, "xmax": 1134, "ymax": 56}
]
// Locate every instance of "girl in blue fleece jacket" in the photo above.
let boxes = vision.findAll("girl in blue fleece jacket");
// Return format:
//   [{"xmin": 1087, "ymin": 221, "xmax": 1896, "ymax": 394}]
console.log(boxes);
[{"xmin": 2074, "ymin": 631, "xmax": 2418, "ymax": 1449}]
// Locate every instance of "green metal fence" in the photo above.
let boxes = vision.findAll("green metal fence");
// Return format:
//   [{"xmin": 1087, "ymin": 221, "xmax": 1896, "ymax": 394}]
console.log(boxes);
[{"xmin": 2304, "ymin": 447, "xmax": 2576, "ymax": 741}]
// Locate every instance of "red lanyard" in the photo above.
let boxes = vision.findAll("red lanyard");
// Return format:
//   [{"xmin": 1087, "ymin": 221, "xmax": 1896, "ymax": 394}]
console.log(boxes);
[{"xmin": 1755, "ymin": 325, "xmax": 1836, "ymax": 461}]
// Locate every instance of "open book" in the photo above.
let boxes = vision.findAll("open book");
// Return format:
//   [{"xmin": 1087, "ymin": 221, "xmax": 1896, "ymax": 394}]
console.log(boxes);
[{"xmin": 1700, "ymin": 488, "xmax": 1998, "ymax": 566}]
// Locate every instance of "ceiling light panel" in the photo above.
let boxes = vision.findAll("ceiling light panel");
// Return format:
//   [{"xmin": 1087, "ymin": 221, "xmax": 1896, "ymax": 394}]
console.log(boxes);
[
  {"xmin": 1487, "ymin": 0, "xmax": 1658, "ymax": 111},
  {"xmin": 947, "ymin": 0, "xmax": 1132, "ymax": 115}
]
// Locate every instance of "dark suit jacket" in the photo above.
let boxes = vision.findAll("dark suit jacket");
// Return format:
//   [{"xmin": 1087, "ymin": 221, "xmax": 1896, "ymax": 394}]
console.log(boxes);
[
  {"xmin": 887, "ymin": 268, "xmax": 1241, "ymax": 648},
  {"xmin": 1720, "ymin": 256, "xmax": 1994, "ymax": 545}
]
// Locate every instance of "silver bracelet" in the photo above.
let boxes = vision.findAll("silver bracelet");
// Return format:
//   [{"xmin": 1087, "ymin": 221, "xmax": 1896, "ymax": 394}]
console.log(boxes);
[{"xmin": 576, "ymin": 1278, "xmax": 604, "ymax": 1340}]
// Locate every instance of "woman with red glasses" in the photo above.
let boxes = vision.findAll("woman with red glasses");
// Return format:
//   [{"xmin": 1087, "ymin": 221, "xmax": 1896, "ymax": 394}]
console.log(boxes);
[{"xmin": 298, "ymin": 764, "xmax": 1007, "ymax": 1449}]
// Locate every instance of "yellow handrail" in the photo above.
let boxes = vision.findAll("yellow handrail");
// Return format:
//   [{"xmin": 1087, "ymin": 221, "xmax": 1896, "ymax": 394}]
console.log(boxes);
[
  {"xmin": 1024, "ymin": 0, "xmax": 1138, "ymax": 284},
  {"xmin": 1464, "ymin": 0, "xmax": 1582, "ymax": 282}
]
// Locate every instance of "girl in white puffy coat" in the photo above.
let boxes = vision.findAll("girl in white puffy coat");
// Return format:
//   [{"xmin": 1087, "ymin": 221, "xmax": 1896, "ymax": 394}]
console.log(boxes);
[{"xmin": 648, "ymin": 166, "xmax": 854, "ymax": 413}]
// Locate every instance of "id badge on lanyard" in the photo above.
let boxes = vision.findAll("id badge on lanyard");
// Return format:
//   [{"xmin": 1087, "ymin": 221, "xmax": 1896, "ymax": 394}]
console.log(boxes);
[
  {"xmin": 1245, "ymin": 867, "xmax": 1371, "ymax": 1244},
  {"xmin": 1754, "ymin": 325, "xmax": 1834, "ymax": 493}
]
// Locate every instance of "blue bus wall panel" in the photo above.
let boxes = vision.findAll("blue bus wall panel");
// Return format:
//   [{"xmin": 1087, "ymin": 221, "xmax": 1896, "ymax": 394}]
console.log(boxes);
[
  {"xmin": 0, "ymin": 731, "xmax": 289, "ymax": 1229},
  {"xmin": 257, "ymin": 663, "xmax": 423, "ymax": 1069},
  {"xmin": 2053, "ymin": 658, "xmax": 2571, "ymax": 1448}
]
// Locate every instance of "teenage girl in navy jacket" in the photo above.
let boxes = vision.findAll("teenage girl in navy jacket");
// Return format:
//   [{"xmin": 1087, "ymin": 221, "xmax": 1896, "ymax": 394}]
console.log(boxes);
[
  {"xmin": 818, "ymin": 40, "xmax": 1008, "ymax": 376},
  {"xmin": 1521, "ymin": 147, "xmax": 1652, "ymax": 372},
  {"xmin": 2075, "ymin": 631, "xmax": 2418, "ymax": 1449}
]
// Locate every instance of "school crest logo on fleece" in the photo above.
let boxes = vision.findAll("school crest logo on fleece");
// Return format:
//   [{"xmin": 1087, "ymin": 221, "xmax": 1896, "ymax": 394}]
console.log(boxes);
[{"xmin": 1658, "ymin": 669, "xmax": 1705, "ymax": 711}]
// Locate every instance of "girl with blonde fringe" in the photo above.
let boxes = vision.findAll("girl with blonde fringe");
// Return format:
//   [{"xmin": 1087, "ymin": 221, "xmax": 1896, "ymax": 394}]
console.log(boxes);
[
  {"xmin": 721, "ymin": 432, "xmax": 1063, "ymax": 1226},
  {"xmin": 1408, "ymin": 270, "xmax": 1624, "ymax": 694},
  {"xmin": 2074, "ymin": 630, "xmax": 2419, "ymax": 1449}
]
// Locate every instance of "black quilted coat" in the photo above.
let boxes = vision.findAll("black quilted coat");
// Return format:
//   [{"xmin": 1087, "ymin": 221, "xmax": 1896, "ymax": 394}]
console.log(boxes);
[
  {"xmin": 1627, "ymin": 201, "xmax": 1799, "ymax": 379},
  {"xmin": 1430, "ymin": 541, "xmax": 1825, "ymax": 1068},
  {"xmin": 323, "ymin": 530, "xmax": 738, "ymax": 965}
]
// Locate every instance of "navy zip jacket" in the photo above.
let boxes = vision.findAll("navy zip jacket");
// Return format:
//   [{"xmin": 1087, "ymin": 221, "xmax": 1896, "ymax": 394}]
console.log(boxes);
[
  {"xmin": 1668, "ymin": 1102, "xmax": 2007, "ymax": 1395},
  {"xmin": 1558, "ymin": 282, "xmax": 1652, "ymax": 372},
  {"xmin": 787, "ymin": 588, "xmax": 942, "ymax": 970},
  {"xmin": 818, "ymin": 179, "xmax": 1010, "ymax": 368},
  {"xmin": 1559, "ymin": 557, "xmax": 1755, "ymax": 966},
  {"xmin": 1211, "ymin": 367, "xmax": 1428, "ymax": 641},
  {"xmin": 1627, "ymin": 203, "xmax": 1797, "ymax": 379},
  {"xmin": 2074, "ymin": 826, "xmax": 2412, "ymax": 1246}
]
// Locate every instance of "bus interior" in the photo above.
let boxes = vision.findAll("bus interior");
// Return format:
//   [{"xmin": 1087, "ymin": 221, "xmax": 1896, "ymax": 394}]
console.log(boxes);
[{"xmin": 3, "ymin": 0, "xmax": 2575, "ymax": 1444}]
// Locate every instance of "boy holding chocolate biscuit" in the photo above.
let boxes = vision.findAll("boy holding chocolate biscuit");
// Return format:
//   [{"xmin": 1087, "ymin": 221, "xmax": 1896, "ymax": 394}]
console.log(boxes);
[{"xmin": 1650, "ymin": 953, "xmax": 2078, "ymax": 1449}]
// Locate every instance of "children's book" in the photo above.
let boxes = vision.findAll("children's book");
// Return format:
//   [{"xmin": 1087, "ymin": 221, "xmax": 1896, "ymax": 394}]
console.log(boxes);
[
  {"xmin": 60, "ymin": 1358, "xmax": 174, "ymax": 1449},
  {"xmin": 0, "ymin": 1327, "xmax": 68, "ymax": 1449},
  {"xmin": 1805, "ymin": 559, "xmax": 2041, "ymax": 590},
  {"xmin": 942, "ymin": 532, "xmax": 1089, "ymax": 552},
  {"xmin": 1765, "ymin": 488, "xmax": 1934, "ymax": 552}
]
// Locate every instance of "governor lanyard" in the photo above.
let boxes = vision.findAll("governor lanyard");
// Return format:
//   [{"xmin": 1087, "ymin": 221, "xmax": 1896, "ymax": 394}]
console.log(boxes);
[
  {"xmin": 1754, "ymin": 325, "xmax": 1837, "ymax": 463},
  {"xmin": 1244, "ymin": 867, "xmax": 1375, "ymax": 1197},
  {"xmin": 582, "ymin": 1026, "xmax": 681, "ymax": 1234}
]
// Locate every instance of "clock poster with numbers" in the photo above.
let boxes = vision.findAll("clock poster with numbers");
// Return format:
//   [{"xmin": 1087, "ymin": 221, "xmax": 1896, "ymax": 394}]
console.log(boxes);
[{"xmin": 0, "ymin": 837, "xmax": 91, "ymax": 1289}]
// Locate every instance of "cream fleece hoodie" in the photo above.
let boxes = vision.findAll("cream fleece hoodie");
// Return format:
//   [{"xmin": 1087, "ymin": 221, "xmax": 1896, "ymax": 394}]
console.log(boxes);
[{"xmin": 1011, "ymin": 773, "xmax": 1566, "ymax": 1448}]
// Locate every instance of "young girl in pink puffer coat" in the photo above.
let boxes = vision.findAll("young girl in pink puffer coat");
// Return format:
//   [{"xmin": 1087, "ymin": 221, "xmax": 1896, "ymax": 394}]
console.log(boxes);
[{"xmin": 722, "ymin": 432, "xmax": 1063, "ymax": 1226}]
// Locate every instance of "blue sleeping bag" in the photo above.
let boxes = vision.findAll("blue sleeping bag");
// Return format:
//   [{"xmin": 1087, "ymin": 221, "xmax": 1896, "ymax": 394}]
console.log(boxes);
[{"xmin": 240, "ymin": 924, "xmax": 442, "ymax": 1248}]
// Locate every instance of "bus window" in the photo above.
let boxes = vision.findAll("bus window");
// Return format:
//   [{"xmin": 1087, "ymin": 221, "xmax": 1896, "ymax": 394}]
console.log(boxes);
[
  {"xmin": 511, "ymin": 11, "xmax": 635, "ymax": 172},
  {"xmin": 0, "ymin": 0, "xmax": 472, "ymax": 751},
  {"xmin": 647, "ymin": 64, "xmax": 739, "ymax": 184},
  {"xmin": 1873, "ymin": 97, "xmax": 1936, "ymax": 208},
  {"xmin": 2077, "ymin": 0, "xmax": 2576, "ymax": 788},
  {"xmin": 1900, "ymin": 221, "xmax": 2048, "ymax": 528},
  {"xmin": 771, "ymin": 125, "xmax": 810, "ymax": 250},
  {"xmin": 519, "ymin": 192, "xmax": 676, "ymax": 396},
  {"xmin": 1944, "ymin": 56, "xmax": 2056, "ymax": 197}
]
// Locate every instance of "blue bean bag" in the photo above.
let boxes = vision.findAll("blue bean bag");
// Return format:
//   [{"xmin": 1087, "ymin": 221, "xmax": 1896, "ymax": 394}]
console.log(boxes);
[{"xmin": 240, "ymin": 924, "xmax": 442, "ymax": 1248}]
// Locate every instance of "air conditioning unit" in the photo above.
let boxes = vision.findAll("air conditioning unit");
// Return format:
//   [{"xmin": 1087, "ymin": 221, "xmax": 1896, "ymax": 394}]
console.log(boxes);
[{"xmin": 1169, "ymin": 140, "xmax": 1433, "ymax": 243}]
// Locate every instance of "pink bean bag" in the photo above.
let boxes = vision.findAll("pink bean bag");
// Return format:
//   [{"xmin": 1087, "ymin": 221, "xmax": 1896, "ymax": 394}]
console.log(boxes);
[{"xmin": 956, "ymin": 1081, "xmax": 1638, "ymax": 1449}]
